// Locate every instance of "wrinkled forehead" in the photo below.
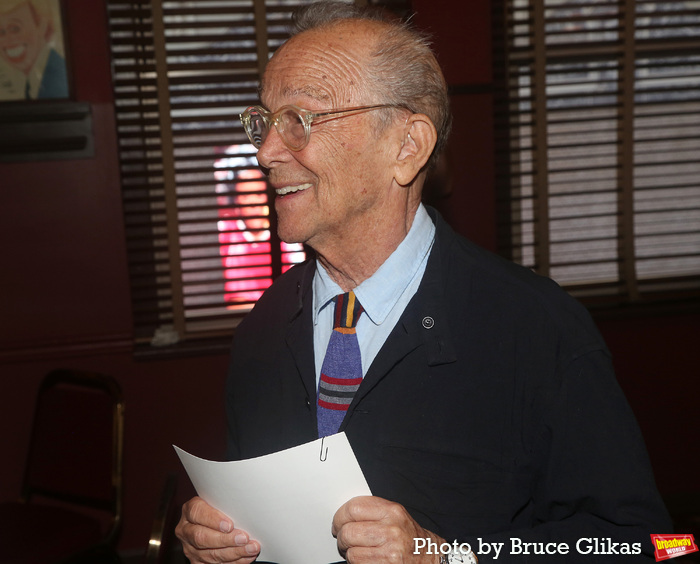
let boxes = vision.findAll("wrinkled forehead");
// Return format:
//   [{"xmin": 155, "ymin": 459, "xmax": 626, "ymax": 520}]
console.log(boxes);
[{"xmin": 260, "ymin": 22, "xmax": 378, "ymax": 109}]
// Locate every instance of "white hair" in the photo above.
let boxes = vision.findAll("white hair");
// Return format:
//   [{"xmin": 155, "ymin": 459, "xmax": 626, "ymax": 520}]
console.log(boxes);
[{"xmin": 291, "ymin": 1, "xmax": 452, "ymax": 168}]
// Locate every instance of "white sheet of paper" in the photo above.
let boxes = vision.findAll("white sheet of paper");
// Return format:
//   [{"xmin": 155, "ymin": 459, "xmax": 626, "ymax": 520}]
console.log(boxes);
[{"xmin": 174, "ymin": 432, "xmax": 372, "ymax": 564}]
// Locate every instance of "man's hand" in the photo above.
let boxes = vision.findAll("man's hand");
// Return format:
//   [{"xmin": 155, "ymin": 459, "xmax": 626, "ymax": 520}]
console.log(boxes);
[
  {"xmin": 175, "ymin": 496, "xmax": 260, "ymax": 564},
  {"xmin": 332, "ymin": 496, "xmax": 443, "ymax": 564}
]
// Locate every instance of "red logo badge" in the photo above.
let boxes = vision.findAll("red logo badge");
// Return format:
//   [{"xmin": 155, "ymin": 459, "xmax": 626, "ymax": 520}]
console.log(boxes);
[{"xmin": 651, "ymin": 534, "xmax": 698, "ymax": 561}]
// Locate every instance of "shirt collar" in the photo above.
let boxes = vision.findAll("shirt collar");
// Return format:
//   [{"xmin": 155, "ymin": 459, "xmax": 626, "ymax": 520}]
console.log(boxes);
[{"xmin": 313, "ymin": 204, "xmax": 435, "ymax": 326}]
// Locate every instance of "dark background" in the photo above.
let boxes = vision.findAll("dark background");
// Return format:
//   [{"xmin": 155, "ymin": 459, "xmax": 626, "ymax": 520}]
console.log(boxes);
[{"xmin": 0, "ymin": 0, "xmax": 697, "ymax": 555}]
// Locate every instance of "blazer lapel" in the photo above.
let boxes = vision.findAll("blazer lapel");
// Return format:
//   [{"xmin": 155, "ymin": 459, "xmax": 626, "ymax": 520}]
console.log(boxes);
[
  {"xmin": 341, "ymin": 221, "xmax": 457, "ymax": 428},
  {"xmin": 285, "ymin": 261, "xmax": 318, "ymax": 407}
]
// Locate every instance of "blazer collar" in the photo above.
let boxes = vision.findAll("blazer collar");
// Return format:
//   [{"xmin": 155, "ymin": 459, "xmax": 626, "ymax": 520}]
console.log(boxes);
[
  {"xmin": 283, "ymin": 207, "xmax": 460, "ymax": 426},
  {"xmin": 344, "ymin": 207, "xmax": 459, "ymax": 424}
]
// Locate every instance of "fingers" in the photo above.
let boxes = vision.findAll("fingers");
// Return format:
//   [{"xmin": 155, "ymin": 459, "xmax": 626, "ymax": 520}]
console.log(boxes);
[
  {"xmin": 180, "ymin": 541, "xmax": 260, "ymax": 564},
  {"xmin": 175, "ymin": 496, "xmax": 261, "ymax": 564},
  {"xmin": 332, "ymin": 496, "xmax": 445, "ymax": 564},
  {"xmin": 332, "ymin": 497, "xmax": 421, "ymax": 562},
  {"xmin": 332, "ymin": 495, "xmax": 391, "ymax": 535},
  {"xmin": 183, "ymin": 496, "xmax": 234, "ymax": 533},
  {"xmin": 335, "ymin": 518, "xmax": 403, "ymax": 553},
  {"xmin": 345, "ymin": 545, "xmax": 403, "ymax": 564}
]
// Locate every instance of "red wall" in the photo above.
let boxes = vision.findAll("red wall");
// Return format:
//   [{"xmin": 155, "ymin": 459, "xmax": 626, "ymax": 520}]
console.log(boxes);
[
  {"xmin": 0, "ymin": 0, "xmax": 696, "ymax": 555},
  {"xmin": 596, "ymin": 312, "xmax": 699, "ymax": 496},
  {"xmin": 415, "ymin": 0, "xmax": 497, "ymax": 251}
]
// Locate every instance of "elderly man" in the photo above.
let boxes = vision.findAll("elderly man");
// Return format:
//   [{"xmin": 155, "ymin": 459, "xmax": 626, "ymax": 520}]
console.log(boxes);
[{"xmin": 176, "ymin": 3, "xmax": 670, "ymax": 563}]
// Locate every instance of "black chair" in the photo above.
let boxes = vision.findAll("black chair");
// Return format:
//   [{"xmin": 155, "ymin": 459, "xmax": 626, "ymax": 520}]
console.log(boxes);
[
  {"xmin": 0, "ymin": 369, "xmax": 125, "ymax": 564},
  {"xmin": 143, "ymin": 474, "xmax": 179, "ymax": 564}
]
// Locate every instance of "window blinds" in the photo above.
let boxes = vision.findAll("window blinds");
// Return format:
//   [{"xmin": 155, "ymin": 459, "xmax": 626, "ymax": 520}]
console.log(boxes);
[
  {"xmin": 494, "ymin": 0, "xmax": 700, "ymax": 307},
  {"xmin": 107, "ymin": 0, "xmax": 316, "ymax": 345}
]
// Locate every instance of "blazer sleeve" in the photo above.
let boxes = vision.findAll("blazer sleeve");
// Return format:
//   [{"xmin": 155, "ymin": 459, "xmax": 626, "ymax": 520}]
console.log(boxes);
[{"xmin": 457, "ymin": 348, "xmax": 671, "ymax": 563}]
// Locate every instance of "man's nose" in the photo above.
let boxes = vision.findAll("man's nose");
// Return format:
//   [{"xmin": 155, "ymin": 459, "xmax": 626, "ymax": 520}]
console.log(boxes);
[{"xmin": 255, "ymin": 124, "xmax": 289, "ymax": 169}]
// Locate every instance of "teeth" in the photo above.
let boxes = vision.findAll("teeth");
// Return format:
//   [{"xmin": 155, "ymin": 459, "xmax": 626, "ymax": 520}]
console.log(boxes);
[
  {"xmin": 276, "ymin": 183, "xmax": 311, "ymax": 196},
  {"xmin": 6, "ymin": 45, "xmax": 25, "ymax": 59}
]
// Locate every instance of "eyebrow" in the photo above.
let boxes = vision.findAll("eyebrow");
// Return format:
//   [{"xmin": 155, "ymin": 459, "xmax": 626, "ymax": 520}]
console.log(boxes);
[{"xmin": 283, "ymin": 85, "xmax": 331, "ymax": 102}]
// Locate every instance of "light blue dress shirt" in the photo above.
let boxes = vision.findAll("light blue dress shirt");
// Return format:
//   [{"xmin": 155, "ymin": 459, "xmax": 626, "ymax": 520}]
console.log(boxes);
[{"xmin": 312, "ymin": 204, "xmax": 436, "ymax": 386}]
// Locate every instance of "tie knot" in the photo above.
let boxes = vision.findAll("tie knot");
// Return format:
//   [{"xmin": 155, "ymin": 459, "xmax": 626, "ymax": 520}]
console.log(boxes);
[{"xmin": 333, "ymin": 291, "xmax": 363, "ymax": 329}]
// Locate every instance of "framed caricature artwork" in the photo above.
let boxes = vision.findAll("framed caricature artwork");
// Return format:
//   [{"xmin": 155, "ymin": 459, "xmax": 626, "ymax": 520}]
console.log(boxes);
[{"xmin": 0, "ymin": 0, "xmax": 70, "ymax": 101}]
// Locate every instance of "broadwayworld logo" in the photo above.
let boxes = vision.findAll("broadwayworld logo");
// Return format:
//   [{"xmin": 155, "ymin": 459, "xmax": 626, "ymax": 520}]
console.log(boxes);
[{"xmin": 651, "ymin": 534, "xmax": 698, "ymax": 561}]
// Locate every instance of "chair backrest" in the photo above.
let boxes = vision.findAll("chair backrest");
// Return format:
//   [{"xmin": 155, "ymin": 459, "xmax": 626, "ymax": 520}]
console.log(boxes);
[
  {"xmin": 144, "ymin": 473, "xmax": 179, "ymax": 564},
  {"xmin": 22, "ymin": 369, "xmax": 125, "ymax": 544}
]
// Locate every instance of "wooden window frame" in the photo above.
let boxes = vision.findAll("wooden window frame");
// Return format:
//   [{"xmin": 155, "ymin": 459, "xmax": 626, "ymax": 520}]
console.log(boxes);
[{"xmin": 492, "ymin": 0, "xmax": 700, "ymax": 314}]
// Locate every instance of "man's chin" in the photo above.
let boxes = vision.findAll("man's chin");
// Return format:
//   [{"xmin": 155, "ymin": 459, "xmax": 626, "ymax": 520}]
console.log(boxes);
[{"xmin": 277, "ymin": 227, "xmax": 306, "ymax": 247}]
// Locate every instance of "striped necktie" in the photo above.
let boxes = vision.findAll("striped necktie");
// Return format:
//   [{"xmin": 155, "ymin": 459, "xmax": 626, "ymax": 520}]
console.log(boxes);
[{"xmin": 317, "ymin": 291, "xmax": 363, "ymax": 437}]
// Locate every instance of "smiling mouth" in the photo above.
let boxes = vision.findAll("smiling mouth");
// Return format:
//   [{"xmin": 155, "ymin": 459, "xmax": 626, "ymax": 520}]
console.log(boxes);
[
  {"xmin": 4, "ymin": 44, "xmax": 26, "ymax": 61},
  {"xmin": 275, "ymin": 183, "xmax": 312, "ymax": 196}
]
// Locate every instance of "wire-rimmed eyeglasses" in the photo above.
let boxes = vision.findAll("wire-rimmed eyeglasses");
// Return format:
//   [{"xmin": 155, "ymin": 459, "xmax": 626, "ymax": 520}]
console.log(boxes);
[{"xmin": 240, "ymin": 104, "xmax": 398, "ymax": 152}]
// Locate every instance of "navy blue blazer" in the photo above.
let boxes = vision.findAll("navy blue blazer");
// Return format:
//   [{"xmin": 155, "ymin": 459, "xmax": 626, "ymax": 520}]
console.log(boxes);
[{"xmin": 225, "ymin": 207, "xmax": 670, "ymax": 562}]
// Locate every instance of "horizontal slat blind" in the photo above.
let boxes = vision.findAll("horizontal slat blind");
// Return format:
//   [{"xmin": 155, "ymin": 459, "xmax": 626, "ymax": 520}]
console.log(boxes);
[
  {"xmin": 494, "ymin": 0, "xmax": 700, "ymax": 306},
  {"xmin": 107, "ymin": 0, "xmax": 317, "ymax": 345}
]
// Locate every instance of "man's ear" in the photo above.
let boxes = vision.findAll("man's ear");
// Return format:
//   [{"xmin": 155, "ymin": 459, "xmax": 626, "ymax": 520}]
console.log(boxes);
[{"xmin": 393, "ymin": 113, "xmax": 438, "ymax": 187}]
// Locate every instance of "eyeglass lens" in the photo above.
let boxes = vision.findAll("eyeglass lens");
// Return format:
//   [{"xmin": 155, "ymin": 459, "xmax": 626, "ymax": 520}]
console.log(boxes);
[
  {"xmin": 247, "ymin": 110, "xmax": 267, "ymax": 148},
  {"xmin": 247, "ymin": 108, "xmax": 308, "ymax": 150},
  {"xmin": 277, "ymin": 109, "xmax": 307, "ymax": 149}
]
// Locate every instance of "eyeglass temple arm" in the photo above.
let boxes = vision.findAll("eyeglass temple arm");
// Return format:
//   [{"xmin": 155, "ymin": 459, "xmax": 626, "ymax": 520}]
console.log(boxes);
[{"xmin": 310, "ymin": 104, "xmax": 398, "ymax": 120}]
